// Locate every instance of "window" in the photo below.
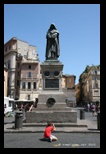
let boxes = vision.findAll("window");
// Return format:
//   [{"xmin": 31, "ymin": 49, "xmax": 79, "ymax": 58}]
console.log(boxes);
[
  {"xmin": 9, "ymin": 101, "xmax": 12, "ymax": 107},
  {"xmin": 17, "ymin": 72, "xmax": 20, "ymax": 77},
  {"xmin": 8, "ymin": 60, "xmax": 10, "ymax": 69},
  {"xmin": 17, "ymin": 80, "xmax": 19, "ymax": 86},
  {"xmin": 22, "ymin": 82, "xmax": 26, "ymax": 89},
  {"xmin": 17, "ymin": 63, "xmax": 20, "ymax": 68},
  {"xmin": 93, "ymin": 81, "xmax": 98, "ymax": 89},
  {"xmin": 94, "ymin": 90, "xmax": 99, "ymax": 96},
  {"xmin": 28, "ymin": 95, "xmax": 30, "ymax": 100},
  {"xmin": 28, "ymin": 65, "xmax": 31, "ymax": 69},
  {"xmin": 95, "ymin": 70, "xmax": 97, "ymax": 75},
  {"xmin": 33, "ymin": 82, "xmax": 36, "ymax": 89},
  {"xmin": 28, "ymin": 72, "xmax": 31, "ymax": 78},
  {"xmin": 28, "ymin": 82, "xmax": 31, "ymax": 89},
  {"xmin": 95, "ymin": 81, "xmax": 98, "ymax": 88},
  {"xmin": 16, "ymin": 90, "xmax": 18, "ymax": 95}
]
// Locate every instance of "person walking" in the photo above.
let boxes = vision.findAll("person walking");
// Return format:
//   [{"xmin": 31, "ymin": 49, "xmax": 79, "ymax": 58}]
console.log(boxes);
[
  {"xmin": 87, "ymin": 103, "xmax": 90, "ymax": 112},
  {"xmin": 92, "ymin": 104, "xmax": 96, "ymax": 116},
  {"xmin": 29, "ymin": 103, "xmax": 34, "ymax": 111},
  {"xmin": 24, "ymin": 103, "xmax": 29, "ymax": 113}
]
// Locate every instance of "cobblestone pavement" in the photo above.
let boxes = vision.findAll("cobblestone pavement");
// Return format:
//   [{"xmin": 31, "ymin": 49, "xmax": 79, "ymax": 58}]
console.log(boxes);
[
  {"xmin": 4, "ymin": 133, "xmax": 100, "ymax": 148},
  {"xmin": 4, "ymin": 108, "xmax": 100, "ymax": 148}
]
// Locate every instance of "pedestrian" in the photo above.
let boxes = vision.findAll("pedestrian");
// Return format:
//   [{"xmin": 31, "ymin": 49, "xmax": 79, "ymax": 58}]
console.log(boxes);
[
  {"xmin": 87, "ymin": 103, "xmax": 90, "ymax": 112},
  {"xmin": 19, "ymin": 103, "xmax": 23, "ymax": 111},
  {"xmin": 92, "ymin": 104, "xmax": 96, "ymax": 116},
  {"xmin": 44, "ymin": 122, "xmax": 58, "ymax": 142},
  {"xmin": 97, "ymin": 105, "xmax": 100, "ymax": 112},
  {"xmin": 15, "ymin": 104, "xmax": 18, "ymax": 109},
  {"xmin": 29, "ymin": 103, "xmax": 34, "ymax": 111},
  {"xmin": 24, "ymin": 103, "xmax": 29, "ymax": 112}
]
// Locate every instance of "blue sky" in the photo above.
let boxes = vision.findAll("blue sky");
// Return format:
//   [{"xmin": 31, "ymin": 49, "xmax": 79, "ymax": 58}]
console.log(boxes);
[{"xmin": 4, "ymin": 4, "xmax": 100, "ymax": 84}]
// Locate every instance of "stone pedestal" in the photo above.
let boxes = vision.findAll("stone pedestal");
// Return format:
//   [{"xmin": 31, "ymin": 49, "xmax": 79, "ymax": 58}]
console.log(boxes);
[
  {"xmin": 25, "ymin": 60, "xmax": 77, "ymax": 123},
  {"xmin": 38, "ymin": 60, "xmax": 66, "ymax": 109}
]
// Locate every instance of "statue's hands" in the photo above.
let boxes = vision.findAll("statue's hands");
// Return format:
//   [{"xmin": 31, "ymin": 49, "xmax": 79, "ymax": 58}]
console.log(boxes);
[{"xmin": 52, "ymin": 33, "xmax": 57, "ymax": 38}]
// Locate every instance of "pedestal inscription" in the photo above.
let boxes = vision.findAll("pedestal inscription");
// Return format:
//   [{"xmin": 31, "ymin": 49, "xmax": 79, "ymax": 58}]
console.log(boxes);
[{"xmin": 45, "ymin": 79, "xmax": 59, "ymax": 89}]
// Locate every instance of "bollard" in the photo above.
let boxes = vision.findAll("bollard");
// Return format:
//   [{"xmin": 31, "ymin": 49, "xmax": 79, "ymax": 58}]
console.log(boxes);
[
  {"xmin": 80, "ymin": 109, "xmax": 85, "ymax": 120},
  {"xmin": 15, "ymin": 111, "xmax": 23, "ymax": 129},
  {"xmin": 19, "ymin": 108, "xmax": 25, "ymax": 119},
  {"xmin": 97, "ymin": 111, "xmax": 100, "ymax": 130}
]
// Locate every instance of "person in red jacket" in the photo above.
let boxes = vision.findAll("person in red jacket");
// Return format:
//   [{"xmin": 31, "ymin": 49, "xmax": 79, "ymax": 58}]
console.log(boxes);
[{"xmin": 44, "ymin": 122, "xmax": 58, "ymax": 142}]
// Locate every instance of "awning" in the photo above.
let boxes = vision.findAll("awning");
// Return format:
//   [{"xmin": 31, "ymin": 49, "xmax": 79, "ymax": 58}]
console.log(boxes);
[{"xmin": 15, "ymin": 99, "xmax": 35, "ymax": 102}]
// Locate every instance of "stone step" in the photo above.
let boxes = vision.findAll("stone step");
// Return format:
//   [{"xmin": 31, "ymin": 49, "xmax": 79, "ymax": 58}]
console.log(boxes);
[
  {"xmin": 36, "ymin": 106, "xmax": 67, "ymax": 109},
  {"xmin": 22, "ymin": 122, "xmax": 88, "ymax": 128}
]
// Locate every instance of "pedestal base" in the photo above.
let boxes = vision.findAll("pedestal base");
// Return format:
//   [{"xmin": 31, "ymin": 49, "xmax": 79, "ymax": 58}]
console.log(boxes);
[
  {"xmin": 38, "ymin": 90, "xmax": 67, "ymax": 109},
  {"xmin": 26, "ymin": 110, "xmax": 77, "ymax": 123}
]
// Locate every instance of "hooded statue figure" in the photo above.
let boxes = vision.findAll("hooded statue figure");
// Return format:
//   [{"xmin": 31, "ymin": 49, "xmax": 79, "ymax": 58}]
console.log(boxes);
[{"xmin": 45, "ymin": 23, "xmax": 60, "ymax": 60}]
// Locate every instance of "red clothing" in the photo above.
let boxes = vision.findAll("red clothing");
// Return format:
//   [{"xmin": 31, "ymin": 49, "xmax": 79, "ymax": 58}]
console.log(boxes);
[{"xmin": 44, "ymin": 126, "xmax": 54, "ymax": 138}]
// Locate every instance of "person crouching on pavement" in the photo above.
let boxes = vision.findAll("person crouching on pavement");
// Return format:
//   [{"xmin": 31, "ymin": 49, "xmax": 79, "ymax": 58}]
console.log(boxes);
[{"xmin": 44, "ymin": 122, "xmax": 58, "ymax": 142}]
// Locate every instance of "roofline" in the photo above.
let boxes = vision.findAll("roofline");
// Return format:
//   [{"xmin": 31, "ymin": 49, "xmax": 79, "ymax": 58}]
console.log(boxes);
[
  {"xmin": 4, "ymin": 37, "xmax": 36, "ymax": 47},
  {"xmin": 62, "ymin": 74, "xmax": 76, "ymax": 77},
  {"xmin": 4, "ymin": 37, "xmax": 17, "ymax": 45}
]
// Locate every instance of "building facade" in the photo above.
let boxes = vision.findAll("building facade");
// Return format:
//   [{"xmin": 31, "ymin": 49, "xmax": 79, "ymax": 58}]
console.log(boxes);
[
  {"xmin": 4, "ymin": 37, "xmax": 40, "ymax": 100},
  {"xmin": 62, "ymin": 74, "xmax": 76, "ymax": 89},
  {"xmin": 78, "ymin": 65, "xmax": 100, "ymax": 106},
  {"xmin": 62, "ymin": 74, "xmax": 76, "ymax": 106},
  {"xmin": 75, "ymin": 83, "xmax": 80, "ymax": 105},
  {"xmin": 18, "ymin": 57, "xmax": 40, "ymax": 100},
  {"xmin": 86, "ymin": 66, "xmax": 100, "ymax": 103},
  {"xmin": 4, "ymin": 64, "xmax": 8, "ymax": 97}
]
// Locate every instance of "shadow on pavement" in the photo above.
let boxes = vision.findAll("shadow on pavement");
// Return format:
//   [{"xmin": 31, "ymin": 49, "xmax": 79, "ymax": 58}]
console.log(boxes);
[
  {"xmin": 39, "ymin": 138, "xmax": 58, "ymax": 142},
  {"xmin": 39, "ymin": 138, "xmax": 50, "ymax": 142}
]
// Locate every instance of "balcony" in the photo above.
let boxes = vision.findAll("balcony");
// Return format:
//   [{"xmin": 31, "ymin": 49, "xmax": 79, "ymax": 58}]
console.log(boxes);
[{"xmin": 4, "ymin": 48, "xmax": 17, "ymax": 56}]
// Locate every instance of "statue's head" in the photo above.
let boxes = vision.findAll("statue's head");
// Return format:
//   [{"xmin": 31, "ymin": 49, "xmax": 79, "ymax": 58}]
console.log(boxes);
[{"xmin": 50, "ymin": 23, "xmax": 56, "ymax": 30}]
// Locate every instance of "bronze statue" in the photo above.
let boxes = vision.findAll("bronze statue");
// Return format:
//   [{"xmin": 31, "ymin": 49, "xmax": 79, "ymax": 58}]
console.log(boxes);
[{"xmin": 45, "ymin": 23, "xmax": 60, "ymax": 60}]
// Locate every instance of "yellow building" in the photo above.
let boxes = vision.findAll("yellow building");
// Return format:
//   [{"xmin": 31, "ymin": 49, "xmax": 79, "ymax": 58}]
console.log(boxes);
[
  {"xmin": 75, "ymin": 83, "xmax": 81, "ymax": 105},
  {"xmin": 62, "ymin": 74, "xmax": 76, "ymax": 106},
  {"xmin": 79, "ymin": 65, "xmax": 100, "ymax": 105}
]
